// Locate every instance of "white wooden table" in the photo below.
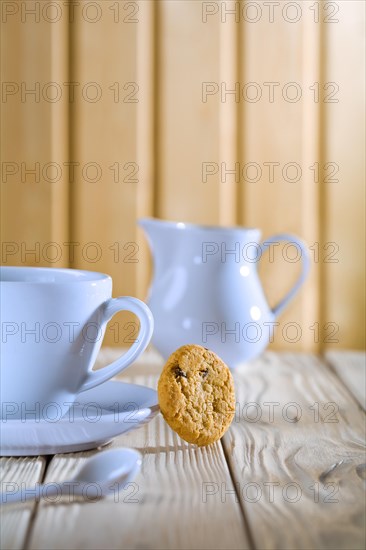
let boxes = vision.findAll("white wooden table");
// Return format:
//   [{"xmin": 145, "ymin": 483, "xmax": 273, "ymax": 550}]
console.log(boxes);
[{"xmin": 1, "ymin": 350, "xmax": 365, "ymax": 550}]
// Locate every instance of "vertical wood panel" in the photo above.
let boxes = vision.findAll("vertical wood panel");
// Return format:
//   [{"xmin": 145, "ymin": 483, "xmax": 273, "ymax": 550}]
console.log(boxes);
[
  {"xmin": 300, "ymin": 10, "xmax": 322, "ymax": 350},
  {"xmin": 156, "ymin": 0, "xmax": 223, "ymax": 223},
  {"xmin": 238, "ymin": 3, "xmax": 320, "ymax": 351},
  {"xmin": 71, "ymin": 1, "xmax": 137, "ymax": 282},
  {"xmin": 218, "ymin": 9, "xmax": 239, "ymax": 224},
  {"xmin": 70, "ymin": 1, "xmax": 155, "ymax": 345},
  {"xmin": 136, "ymin": 0, "xmax": 156, "ymax": 298},
  {"xmin": 1, "ymin": 1, "xmax": 364, "ymax": 351},
  {"xmin": 324, "ymin": 0, "xmax": 365, "ymax": 349},
  {"xmin": 1, "ymin": 3, "xmax": 69, "ymax": 267}
]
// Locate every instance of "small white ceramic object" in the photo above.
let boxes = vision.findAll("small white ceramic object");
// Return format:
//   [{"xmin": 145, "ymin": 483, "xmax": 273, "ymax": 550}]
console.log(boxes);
[
  {"xmin": 0, "ymin": 447, "xmax": 142, "ymax": 503},
  {"xmin": 0, "ymin": 267, "xmax": 154, "ymax": 419},
  {"xmin": 139, "ymin": 218, "xmax": 310, "ymax": 368},
  {"xmin": 0, "ymin": 381, "xmax": 158, "ymax": 455}
]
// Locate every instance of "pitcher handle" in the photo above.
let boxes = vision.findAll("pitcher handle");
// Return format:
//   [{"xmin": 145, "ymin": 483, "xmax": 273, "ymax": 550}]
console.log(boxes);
[{"xmin": 260, "ymin": 234, "xmax": 310, "ymax": 318}]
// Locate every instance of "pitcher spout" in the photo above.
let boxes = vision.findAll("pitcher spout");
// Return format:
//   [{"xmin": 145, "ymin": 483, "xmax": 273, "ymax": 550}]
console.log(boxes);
[
  {"xmin": 138, "ymin": 217, "xmax": 163, "ymax": 244},
  {"xmin": 138, "ymin": 217, "xmax": 171, "ymax": 258},
  {"xmin": 138, "ymin": 217, "xmax": 156, "ymax": 233}
]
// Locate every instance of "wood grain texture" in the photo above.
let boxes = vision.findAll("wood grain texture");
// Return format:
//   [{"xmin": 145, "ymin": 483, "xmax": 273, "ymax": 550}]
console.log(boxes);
[
  {"xmin": 238, "ymin": 7, "xmax": 319, "ymax": 352},
  {"xmin": 218, "ymin": 6, "xmax": 238, "ymax": 225},
  {"xmin": 2, "ymin": 350, "xmax": 366, "ymax": 549},
  {"xmin": 156, "ymin": 0, "xmax": 223, "ymax": 223},
  {"xmin": 323, "ymin": 0, "xmax": 366, "ymax": 350},
  {"xmin": 0, "ymin": 3, "xmax": 69, "ymax": 267},
  {"xmin": 0, "ymin": 457, "xmax": 46, "ymax": 550},
  {"xmin": 136, "ymin": 0, "xmax": 156, "ymax": 299},
  {"xmin": 326, "ymin": 351, "xmax": 366, "ymax": 410},
  {"xmin": 70, "ymin": 1, "xmax": 156, "ymax": 344},
  {"xmin": 222, "ymin": 352, "xmax": 366, "ymax": 550},
  {"xmin": 1, "ymin": 1, "xmax": 365, "ymax": 350},
  {"xmin": 28, "ymin": 354, "xmax": 249, "ymax": 550}
]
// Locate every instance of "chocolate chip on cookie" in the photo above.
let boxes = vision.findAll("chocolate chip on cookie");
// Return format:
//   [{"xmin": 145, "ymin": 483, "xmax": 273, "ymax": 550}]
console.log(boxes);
[{"xmin": 157, "ymin": 344, "xmax": 235, "ymax": 446}]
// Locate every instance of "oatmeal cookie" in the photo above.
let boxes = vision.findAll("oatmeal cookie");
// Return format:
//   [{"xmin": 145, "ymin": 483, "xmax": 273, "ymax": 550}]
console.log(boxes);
[{"xmin": 157, "ymin": 345, "xmax": 235, "ymax": 446}]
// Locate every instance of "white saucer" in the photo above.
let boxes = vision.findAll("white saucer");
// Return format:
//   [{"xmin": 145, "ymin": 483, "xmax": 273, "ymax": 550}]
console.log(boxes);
[{"xmin": 0, "ymin": 381, "xmax": 159, "ymax": 456}]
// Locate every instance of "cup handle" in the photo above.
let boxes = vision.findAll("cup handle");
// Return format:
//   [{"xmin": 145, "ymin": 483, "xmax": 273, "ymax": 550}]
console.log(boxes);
[
  {"xmin": 78, "ymin": 297, "xmax": 154, "ymax": 393},
  {"xmin": 260, "ymin": 234, "xmax": 310, "ymax": 318}
]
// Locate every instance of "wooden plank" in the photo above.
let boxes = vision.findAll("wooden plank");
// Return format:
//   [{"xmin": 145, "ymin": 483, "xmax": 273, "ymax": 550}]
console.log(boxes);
[
  {"xmin": 28, "ymin": 351, "xmax": 249, "ymax": 550},
  {"xmin": 70, "ymin": 0, "xmax": 155, "ymax": 345},
  {"xmin": 323, "ymin": 0, "xmax": 366, "ymax": 350},
  {"xmin": 238, "ymin": 6, "xmax": 320, "ymax": 352},
  {"xmin": 0, "ymin": 457, "xmax": 46, "ymax": 550},
  {"xmin": 218, "ymin": 6, "xmax": 238, "ymax": 225},
  {"xmin": 222, "ymin": 352, "xmax": 366, "ymax": 550},
  {"xmin": 0, "ymin": 1, "xmax": 69, "ymax": 267},
  {"xmin": 326, "ymin": 351, "xmax": 366, "ymax": 410},
  {"xmin": 156, "ymin": 0, "xmax": 228, "ymax": 224},
  {"xmin": 136, "ymin": 0, "xmax": 156, "ymax": 298}
]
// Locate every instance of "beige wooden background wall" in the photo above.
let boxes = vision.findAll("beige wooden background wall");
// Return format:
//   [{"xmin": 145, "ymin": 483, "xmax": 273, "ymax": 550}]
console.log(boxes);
[{"xmin": 1, "ymin": 0, "xmax": 365, "ymax": 350}]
